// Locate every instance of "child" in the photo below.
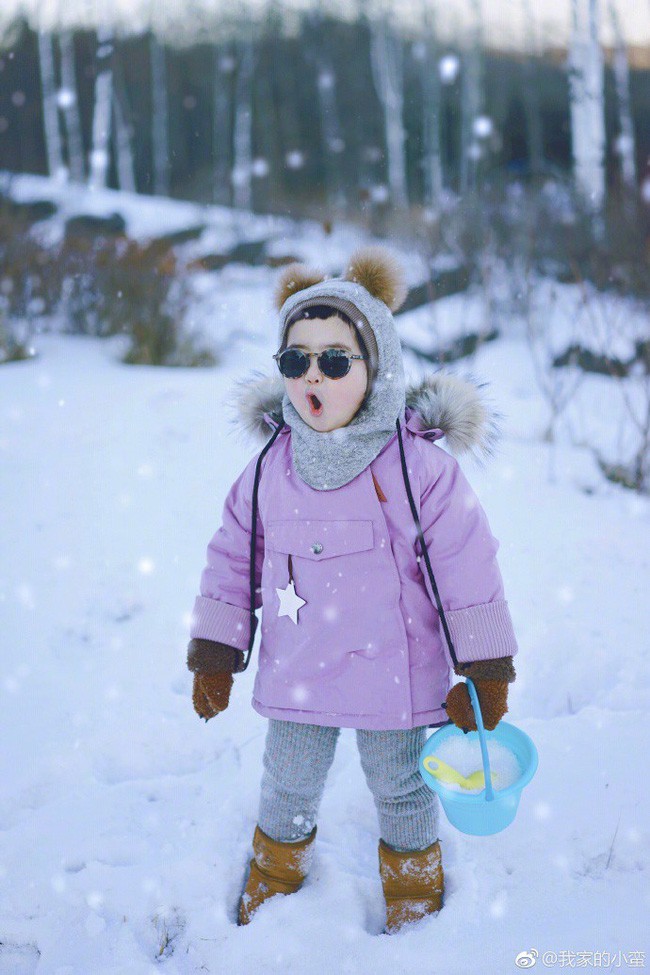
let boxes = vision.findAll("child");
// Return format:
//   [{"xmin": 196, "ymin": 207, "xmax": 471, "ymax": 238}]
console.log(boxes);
[{"xmin": 186, "ymin": 247, "xmax": 518, "ymax": 933}]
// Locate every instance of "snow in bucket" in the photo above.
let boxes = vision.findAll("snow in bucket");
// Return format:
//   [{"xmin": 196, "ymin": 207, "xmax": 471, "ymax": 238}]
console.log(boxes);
[
  {"xmin": 430, "ymin": 735, "xmax": 521, "ymax": 794},
  {"xmin": 419, "ymin": 678, "xmax": 538, "ymax": 835}
]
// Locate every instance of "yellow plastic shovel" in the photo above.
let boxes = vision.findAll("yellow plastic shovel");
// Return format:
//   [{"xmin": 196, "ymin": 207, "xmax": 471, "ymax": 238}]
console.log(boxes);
[{"xmin": 423, "ymin": 754, "xmax": 497, "ymax": 791}]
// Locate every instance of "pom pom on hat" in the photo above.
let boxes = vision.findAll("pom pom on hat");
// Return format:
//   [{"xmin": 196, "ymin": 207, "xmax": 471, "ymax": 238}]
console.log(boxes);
[
  {"xmin": 274, "ymin": 262, "xmax": 326, "ymax": 310},
  {"xmin": 274, "ymin": 247, "xmax": 408, "ymax": 313},
  {"xmin": 344, "ymin": 246, "xmax": 408, "ymax": 312}
]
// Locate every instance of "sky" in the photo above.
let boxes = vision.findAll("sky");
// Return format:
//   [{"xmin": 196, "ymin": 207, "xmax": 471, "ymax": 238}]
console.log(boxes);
[{"xmin": 0, "ymin": 0, "xmax": 649, "ymax": 51}]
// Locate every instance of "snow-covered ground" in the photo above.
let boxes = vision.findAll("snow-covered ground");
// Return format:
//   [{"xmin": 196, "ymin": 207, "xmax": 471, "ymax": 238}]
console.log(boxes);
[{"xmin": 1, "ymin": 178, "xmax": 649, "ymax": 974}]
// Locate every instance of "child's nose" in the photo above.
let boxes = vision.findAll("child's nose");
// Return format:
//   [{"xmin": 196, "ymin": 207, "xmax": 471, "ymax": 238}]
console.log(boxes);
[{"xmin": 305, "ymin": 356, "xmax": 322, "ymax": 381}]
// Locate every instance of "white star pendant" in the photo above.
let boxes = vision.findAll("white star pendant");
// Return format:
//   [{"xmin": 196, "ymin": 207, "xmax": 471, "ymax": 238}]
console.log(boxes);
[{"xmin": 276, "ymin": 579, "xmax": 306, "ymax": 625}]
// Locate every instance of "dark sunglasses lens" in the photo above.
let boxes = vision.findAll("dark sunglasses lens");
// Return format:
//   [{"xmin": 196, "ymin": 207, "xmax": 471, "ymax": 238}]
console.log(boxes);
[
  {"xmin": 318, "ymin": 350, "xmax": 350, "ymax": 379},
  {"xmin": 278, "ymin": 350, "xmax": 308, "ymax": 378}
]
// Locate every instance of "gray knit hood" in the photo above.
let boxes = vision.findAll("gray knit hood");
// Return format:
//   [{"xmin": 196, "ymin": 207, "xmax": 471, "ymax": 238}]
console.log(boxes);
[{"xmin": 230, "ymin": 248, "xmax": 498, "ymax": 489}]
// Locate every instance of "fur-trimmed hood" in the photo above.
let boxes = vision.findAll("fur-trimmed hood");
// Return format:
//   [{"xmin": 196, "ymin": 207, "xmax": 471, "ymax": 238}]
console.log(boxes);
[{"xmin": 229, "ymin": 370, "xmax": 499, "ymax": 459}]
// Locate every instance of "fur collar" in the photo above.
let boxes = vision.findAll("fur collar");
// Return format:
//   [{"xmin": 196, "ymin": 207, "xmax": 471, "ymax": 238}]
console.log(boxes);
[{"xmin": 229, "ymin": 370, "xmax": 499, "ymax": 458}]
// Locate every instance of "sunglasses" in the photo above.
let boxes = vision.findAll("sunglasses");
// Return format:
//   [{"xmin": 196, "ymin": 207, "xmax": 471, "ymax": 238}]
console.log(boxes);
[{"xmin": 273, "ymin": 347, "xmax": 367, "ymax": 380}]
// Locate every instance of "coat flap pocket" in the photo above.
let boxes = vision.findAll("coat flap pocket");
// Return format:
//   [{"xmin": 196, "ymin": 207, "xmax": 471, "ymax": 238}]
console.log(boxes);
[{"xmin": 267, "ymin": 519, "xmax": 374, "ymax": 560}]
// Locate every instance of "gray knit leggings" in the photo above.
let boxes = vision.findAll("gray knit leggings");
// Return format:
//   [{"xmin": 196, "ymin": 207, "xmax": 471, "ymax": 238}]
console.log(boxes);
[{"xmin": 258, "ymin": 719, "xmax": 439, "ymax": 852}]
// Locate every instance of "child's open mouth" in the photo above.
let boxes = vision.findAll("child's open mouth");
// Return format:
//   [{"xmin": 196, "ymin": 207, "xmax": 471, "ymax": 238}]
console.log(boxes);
[{"xmin": 306, "ymin": 391, "xmax": 324, "ymax": 417}]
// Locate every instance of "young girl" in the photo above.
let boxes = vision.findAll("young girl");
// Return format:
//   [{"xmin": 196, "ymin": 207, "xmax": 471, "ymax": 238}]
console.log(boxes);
[{"xmin": 186, "ymin": 247, "xmax": 518, "ymax": 934}]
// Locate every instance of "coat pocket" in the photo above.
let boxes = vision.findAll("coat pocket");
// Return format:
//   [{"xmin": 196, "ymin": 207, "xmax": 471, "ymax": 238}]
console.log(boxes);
[{"xmin": 267, "ymin": 519, "xmax": 374, "ymax": 561}]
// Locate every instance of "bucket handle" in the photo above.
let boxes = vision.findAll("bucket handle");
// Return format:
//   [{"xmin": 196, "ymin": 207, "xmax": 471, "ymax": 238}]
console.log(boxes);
[{"xmin": 465, "ymin": 678, "xmax": 495, "ymax": 802}]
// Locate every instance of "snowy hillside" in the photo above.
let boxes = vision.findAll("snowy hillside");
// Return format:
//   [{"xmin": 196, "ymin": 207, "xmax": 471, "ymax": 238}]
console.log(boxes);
[{"xmin": 0, "ymin": 179, "xmax": 648, "ymax": 974}]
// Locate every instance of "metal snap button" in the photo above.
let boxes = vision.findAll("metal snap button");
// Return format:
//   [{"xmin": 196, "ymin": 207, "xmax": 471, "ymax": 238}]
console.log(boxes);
[{"xmin": 311, "ymin": 542, "xmax": 323, "ymax": 554}]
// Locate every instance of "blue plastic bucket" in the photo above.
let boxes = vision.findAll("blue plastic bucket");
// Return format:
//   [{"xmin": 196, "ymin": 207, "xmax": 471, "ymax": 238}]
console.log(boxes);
[{"xmin": 419, "ymin": 678, "xmax": 538, "ymax": 836}]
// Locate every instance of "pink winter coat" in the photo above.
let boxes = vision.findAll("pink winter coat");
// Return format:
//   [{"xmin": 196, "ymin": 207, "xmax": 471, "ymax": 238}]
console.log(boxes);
[{"xmin": 190, "ymin": 400, "xmax": 518, "ymax": 731}]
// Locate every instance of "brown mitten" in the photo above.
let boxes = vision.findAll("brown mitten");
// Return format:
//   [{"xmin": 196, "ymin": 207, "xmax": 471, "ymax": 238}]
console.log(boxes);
[
  {"xmin": 192, "ymin": 672, "xmax": 233, "ymax": 721},
  {"xmin": 187, "ymin": 637, "xmax": 243, "ymax": 721},
  {"xmin": 444, "ymin": 657, "xmax": 516, "ymax": 732}
]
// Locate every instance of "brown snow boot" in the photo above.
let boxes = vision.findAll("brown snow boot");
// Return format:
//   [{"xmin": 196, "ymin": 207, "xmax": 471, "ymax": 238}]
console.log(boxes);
[
  {"xmin": 378, "ymin": 838, "xmax": 444, "ymax": 934},
  {"xmin": 237, "ymin": 824, "xmax": 317, "ymax": 926}
]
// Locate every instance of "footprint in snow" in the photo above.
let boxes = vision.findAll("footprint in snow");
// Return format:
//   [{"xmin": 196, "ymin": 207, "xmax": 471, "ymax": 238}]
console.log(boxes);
[
  {"xmin": 0, "ymin": 941, "xmax": 41, "ymax": 975},
  {"xmin": 151, "ymin": 906, "xmax": 187, "ymax": 961}
]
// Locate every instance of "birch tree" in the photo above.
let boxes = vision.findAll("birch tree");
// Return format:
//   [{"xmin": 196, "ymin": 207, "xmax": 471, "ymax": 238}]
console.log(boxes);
[
  {"xmin": 112, "ymin": 61, "xmax": 136, "ymax": 193},
  {"xmin": 609, "ymin": 0, "xmax": 637, "ymax": 193},
  {"xmin": 88, "ymin": 27, "xmax": 114, "ymax": 190},
  {"xmin": 305, "ymin": 11, "xmax": 346, "ymax": 211},
  {"xmin": 370, "ymin": 9, "xmax": 408, "ymax": 209},
  {"xmin": 213, "ymin": 44, "xmax": 234, "ymax": 206},
  {"xmin": 521, "ymin": 0, "xmax": 544, "ymax": 176},
  {"xmin": 37, "ymin": 31, "xmax": 65, "ymax": 181},
  {"xmin": 58, "ymin": 32, "xmax": 85, "ymax": 182},
  {"xmin": 316, "ymin": 62, "xmax": 346, "ymax": 210},
  {"xmin": 416, "ymin": 4, "xmax": 443, "ymax": 210},
  {"xmin": 460, "ymin": 0, "xmax": 484, "ymax": 194},
  {"xmin": 232, "ymin": 25, "xmax": 255, "ymax": 211},
  {"xmin": 568, "ymin": 0, "xmax": 606, "ymax": 213},
  {"xmin": 149, "ymin": 33, "xmax": 170, "ymax": 197}
]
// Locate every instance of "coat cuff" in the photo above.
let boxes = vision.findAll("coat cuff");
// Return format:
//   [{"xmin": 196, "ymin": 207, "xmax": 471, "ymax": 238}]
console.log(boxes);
[
  {"xmin": 189, "ymin": 595, "xmax": 256, "ymax": 652},
  {"xmin": 444, "ymin": 600, "xmax": 518, "ymax": 663}
]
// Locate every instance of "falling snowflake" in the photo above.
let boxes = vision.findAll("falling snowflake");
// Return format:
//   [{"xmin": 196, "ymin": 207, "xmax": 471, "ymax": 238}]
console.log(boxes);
[
  {"xmin": 16, "ymin": 585, "xmax": 35, "ymax": 610},
  {"xmin": 318, "ymin": 70, "xmax": 335, "ymax": 90},
  {"xmin": 641, "ymin": 178, "xmax": 650, "ymax": 205},
  {"xmin": 252, "ymin": 157, "xmax": 269, "ymax": 178},
  {"xmin": 369, "ymin": 184, "xmax": 389, "ymax": 204},
  {"xmin": 439, "ymin": 54, "xmax": 460, "ymax": 84},
  {"xmin": 614, "ymin": 134, "xmax": 634, "ymax": 156},
  {"xmin": 473, "ymin": 115, "xmax": 494, "ymax": 139},
  {"xmin": 56, "ymin": 87, "xmax": 76, "ymax": 109},
  {"xmin": 291, "ymin": 684, "xmax": 309, "ymax": 705},
  {"xmin": 286, "ymin": 150, "xmax": 305, "ymax": 170},
  {"xmin": 86, "ymin": 891, "xmax": 104, "ymax": 910},
  {"xmin": 51, "ymin": 873, "xmax": 70, "ymax": 895},
  {"xmin": 89, "ymin": 148, "xmax": 109, "ymax": 170},
  {"xmin": 489, "ymin": 892, "xmax": 507, "ymax": 918},
  {"xmin": 231, "ymin": 164, "xmax": 250, "ymax": 187},
  {"xmin": 219, "ymin": 55, "xmax": 236, "ymax": 74}
]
